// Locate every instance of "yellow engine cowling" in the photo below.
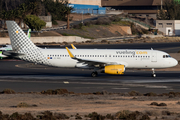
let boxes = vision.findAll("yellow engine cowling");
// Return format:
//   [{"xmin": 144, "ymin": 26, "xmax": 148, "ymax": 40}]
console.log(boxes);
[{"xmin": 104, "ymin": 65, "xmax": 125, "ymax": 75}]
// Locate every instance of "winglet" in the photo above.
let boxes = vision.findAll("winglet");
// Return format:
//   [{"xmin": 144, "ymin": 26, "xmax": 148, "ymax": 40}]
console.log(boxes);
[
  {"xmin": 71, "ymin": 44, "xmax": 77, "ymax": 49},
  {"xmin": 66, "ymin": 47, "xmax": 75, "ymax": 58}
]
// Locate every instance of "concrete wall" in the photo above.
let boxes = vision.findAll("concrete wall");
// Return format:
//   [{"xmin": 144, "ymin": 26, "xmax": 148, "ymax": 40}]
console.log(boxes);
[
  {"xmin": 0, "ymin": 36, "xmax": 90, "ymax": 44},
  {"xmin": 46, "ymin": 22, "xmax": 52, "ymax": 28},
  {"xmin": 175, "ymin": 21, "xmax": 180, "ymax": 36},
  {"xmin": 39, "ymin": 16, "xmax": 51, "ymax": 22}
]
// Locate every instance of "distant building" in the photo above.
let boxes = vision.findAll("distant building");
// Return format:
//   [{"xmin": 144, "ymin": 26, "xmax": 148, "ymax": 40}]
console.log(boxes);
[
  {"xmin": 102, "ymin": 0, "xmax": 164, "ymax": 16},
  {"xmin": 68, "ymin": 0, "xmax": 101, "ymax": 6},
  {"xmin": 57, "ymin": 0, "xmax": 101, "ymax": 6},
  {"xmin": 70, "ymin": 4, "xmax": 106, "ymax": 14},
  {"xmin": 156, "ymin": 20, "xmax": 180, "ymax": 36},
  {"xmin": 39, "ymin": 16, "xmax": 52, "ymax": 28}
]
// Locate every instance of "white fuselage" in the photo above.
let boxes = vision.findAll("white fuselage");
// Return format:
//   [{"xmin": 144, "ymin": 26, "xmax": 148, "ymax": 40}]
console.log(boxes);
[{"xmin": 36, "ymin": 48, "xmax": 177, "ymax": 69}]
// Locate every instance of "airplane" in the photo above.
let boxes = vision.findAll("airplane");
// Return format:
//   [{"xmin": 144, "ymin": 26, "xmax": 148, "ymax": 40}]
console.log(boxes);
[
  {"xmin": 0, "ymin": 29, "xmax": 31, "ymax": 59},
  {"xmin": 5, "ymin": 21, "xmax": 178, "ymax": 77},
  {"xmin": 0, "ymin": 45, "xmax": 12, "ymax": 59}
]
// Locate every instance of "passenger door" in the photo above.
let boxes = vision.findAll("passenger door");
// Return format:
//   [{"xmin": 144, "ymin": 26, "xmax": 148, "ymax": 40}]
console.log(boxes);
[{"xmin": 151, "ymin": 52, "xmax": 157, "ymax": 62}]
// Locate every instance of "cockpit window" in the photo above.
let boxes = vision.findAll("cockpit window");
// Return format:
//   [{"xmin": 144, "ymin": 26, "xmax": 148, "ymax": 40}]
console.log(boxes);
[{"xmin": 163, "ymin": 55, "xmax": 171, "ymax": 58}]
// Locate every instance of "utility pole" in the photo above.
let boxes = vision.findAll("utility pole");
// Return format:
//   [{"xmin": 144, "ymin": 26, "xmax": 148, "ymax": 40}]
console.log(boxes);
[
  {"xmin": 82, "ymin": 11, "xmax": 83, "ymax": 24},
  {"xmin": 161, "ymin": 0, "xmax": 163, "ymax": 10}
]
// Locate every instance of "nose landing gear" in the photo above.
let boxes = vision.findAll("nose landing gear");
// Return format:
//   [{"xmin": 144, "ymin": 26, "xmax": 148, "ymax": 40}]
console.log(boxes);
[{"xmin": 152, "ymin": 68, "xmax": 156, "ymax": 77}]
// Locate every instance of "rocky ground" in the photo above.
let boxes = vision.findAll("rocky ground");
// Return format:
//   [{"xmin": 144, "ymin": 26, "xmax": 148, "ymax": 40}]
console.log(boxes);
[{"xmin": 0, "ymin": 91, "xmax": 180, "ymax": 120}]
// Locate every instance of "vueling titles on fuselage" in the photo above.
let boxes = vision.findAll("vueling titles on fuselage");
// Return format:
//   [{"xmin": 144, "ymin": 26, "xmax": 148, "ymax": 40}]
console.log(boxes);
[{"xmin": 116, "ymin": 50, "xmax": 147, "ymax": 56}]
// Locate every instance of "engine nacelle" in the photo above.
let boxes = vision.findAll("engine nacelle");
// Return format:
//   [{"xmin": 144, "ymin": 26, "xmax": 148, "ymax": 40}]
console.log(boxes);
[{"xmin": 104, "ymin": 65, "xmax": 125, "ymax": 75}]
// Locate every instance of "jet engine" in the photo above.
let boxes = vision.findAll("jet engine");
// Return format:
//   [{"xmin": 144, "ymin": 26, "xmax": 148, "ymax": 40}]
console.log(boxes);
[{"xmin": 103, "ymin": 65, "xmax": 125, "ymax": 75}]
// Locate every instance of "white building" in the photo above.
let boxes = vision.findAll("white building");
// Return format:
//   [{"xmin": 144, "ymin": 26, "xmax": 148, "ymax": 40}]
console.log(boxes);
[{"xmin": 156, "ymin": 20, "xmax": 180, "ymax": 36}]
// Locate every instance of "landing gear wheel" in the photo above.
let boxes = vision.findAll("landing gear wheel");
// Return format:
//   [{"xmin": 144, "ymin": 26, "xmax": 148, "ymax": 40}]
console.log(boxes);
[
  {"xmin": 152, "ymin": 73, "xmax": 156, "ymax": 77},
  {"xmin": 91, "ymin": 71, "xmax": 98, "ymax": 77},
  {"xmin": 151, "ymin": 68, "xmax": 156, "ymax": 77}
]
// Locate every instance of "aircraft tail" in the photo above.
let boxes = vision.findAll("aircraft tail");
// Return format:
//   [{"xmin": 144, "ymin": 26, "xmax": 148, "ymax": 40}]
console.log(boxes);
[
  {"xmin": 6, "ymin": 21, "xmax": 37, "ymax": 52},
  {"xmin": 6, "ymin": 21, "xmax": 50, "ymax": 66},
  {"xmin": 27, "ymin": 29, "xmax": 31, "ymax": 39}
]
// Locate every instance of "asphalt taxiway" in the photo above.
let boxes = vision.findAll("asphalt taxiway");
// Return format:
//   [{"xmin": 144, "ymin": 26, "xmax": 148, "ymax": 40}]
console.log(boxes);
[{"xmin": 0, "ymin": 43, "xmax": 180, "ymax": 93}]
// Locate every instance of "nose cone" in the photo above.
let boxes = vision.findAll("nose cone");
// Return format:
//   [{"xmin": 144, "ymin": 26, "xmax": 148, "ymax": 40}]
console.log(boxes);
[{"xmin": 172, "ymin": 58, "xmax": 178, "ymax": 67}]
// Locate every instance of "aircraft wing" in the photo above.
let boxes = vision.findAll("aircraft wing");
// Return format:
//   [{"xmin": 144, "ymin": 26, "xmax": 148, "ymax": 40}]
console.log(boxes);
[{"xmin": 66, "ymin": 47, "xmax": 120, "ymax": 67}]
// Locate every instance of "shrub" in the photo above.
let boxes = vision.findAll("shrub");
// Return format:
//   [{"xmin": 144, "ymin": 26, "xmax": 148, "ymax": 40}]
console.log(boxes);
[
  {"xmin": 141, "ymin": 114, "xmax": 150, "ymax": 120},
  {"xmin": 41, "ymin": 89, "xmax": 69, "ymax": 95},
  {"xmin": 128, "ymin": 91, "xmax": 142, "ymax": 96},
  {"xmin": 150, "ymin": 102, "xmax": 158, "ymax": 106},
  {"xmin": 177, "ymin": 101, "xmax": 180, "ymax": 105},
  {"xmin": 158, "ymin": 103, "xmax": 167, "ymax": 106},
  {"xmin": 22, "ymin": 113, "xmax": 34, "ymax": 120},
  {"xmin": 115, "ymin": 110, "xmax": 130, "ymax": 119},
  {"xmin": 169, "ymin": 94, "xmax": 175, "ymax": 98},
  {"xmin": 0, "ymin": 32, "xmax": 6, "ymax": 37},
  {"xmin": 106, "ymin": 114, "xmax": 114, "ymax": 120},
  {"xmin": 88, "ymin": 112, "xmax": 105, "ymax": 120},
  {"xmin": 39, "ymin": 111, "xmax": 56, "ymax": 120},
  {"xmin": 2, "ymin": 89, "xmax": 15, "ymax": 94},
  {"xmin": 101, "ymin": 40, "xmax": 108, "ymax": 43},
  {"xmin": 85, "ymin": 40, "xmax": 92, "ymax": 43},
  {"xmin": 10, "ymin": 112, "xmax": 22, "ymax": 119},
  {"xmin": 75, "ymin": 113, "xmax": 82, "ymax": 119},
  {"xmin": 169, "ymin": 92, "xmax": 180, "ymax": 97},
  {"xmin": 24, "ymin": 15, "xmax": 46, "ymax": 31},
  {"xmin": 63, "ymin": 42, "xmax": 68, "ymax": 45},
  {"xmin": 84, "ymin": 22, "xmax": 91, "ymax": 27},
  {"xmin": 162, "ymin": 111, "xmax": 171, "ymax": 115},
  {"xmin": 109, "ymin": 15, "xmax": 121, "ymax": 22},
  {"xmin": 54, "ymin": 113, "xmax": 69, "ymax": 119},
  {"xmin": 17, "ymin": 102, "xmax": 30, "ymax": 108},
  {"xmin": 96, "ymin": 17, "xmax": 111, "ymax": 25},
  {"xmin": 73, "ymin": 23, "xmax": 83, "ymax": 29},
  {"xmin": 52, "ymin": 20, "xmax": 58, "ymax": 25},
  {"xmin": 127, "ymin": 111, "xmax": 150, "ymax": 120},
  {"xmin": 144, "ymin": 92, "xmax": 157, "ymax": 96},
  {"xmin": 145, "ymin": 110, "xmax": 159, "ymax": 116}
]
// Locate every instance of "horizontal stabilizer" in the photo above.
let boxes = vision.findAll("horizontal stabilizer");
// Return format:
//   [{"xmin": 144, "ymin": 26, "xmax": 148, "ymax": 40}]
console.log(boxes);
[{"xmin": 2, "ymin": 51, "xmax": 25, "ymax": 57}]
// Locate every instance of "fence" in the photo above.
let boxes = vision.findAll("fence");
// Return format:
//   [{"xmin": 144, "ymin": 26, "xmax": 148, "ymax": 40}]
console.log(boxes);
[
  {"xmin": 72, "ymin": 8, "xmax": 106, "ymax": 15},
  {"xmin": 122, "ymin": 18, "xmax": 152, "ymax": 29}
]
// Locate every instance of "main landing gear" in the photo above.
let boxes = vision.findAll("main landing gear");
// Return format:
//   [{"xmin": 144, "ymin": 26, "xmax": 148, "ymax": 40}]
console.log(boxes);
[
  {"xmin": 152, "ymin": 68, "xmax": 156, "ymax": 77},
  {"xmin": 91, "ymin": 71, "xmax": 98, "ymax": 77}
]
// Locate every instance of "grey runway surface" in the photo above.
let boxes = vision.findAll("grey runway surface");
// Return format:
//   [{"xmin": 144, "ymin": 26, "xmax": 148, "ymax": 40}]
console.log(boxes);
[
  {"xmin": 1, "ymin": 43, "xmax": 180, "ymax": 93},
  {"xmin": 41, "ymin": 42, "xmax": 180, "ymax": 53}
]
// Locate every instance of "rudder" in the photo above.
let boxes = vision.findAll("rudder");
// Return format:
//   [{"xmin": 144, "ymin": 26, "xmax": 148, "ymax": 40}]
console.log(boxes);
[{"xmin": 6, "ymin": 21, "xmax": 37, "ymax": 52}]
